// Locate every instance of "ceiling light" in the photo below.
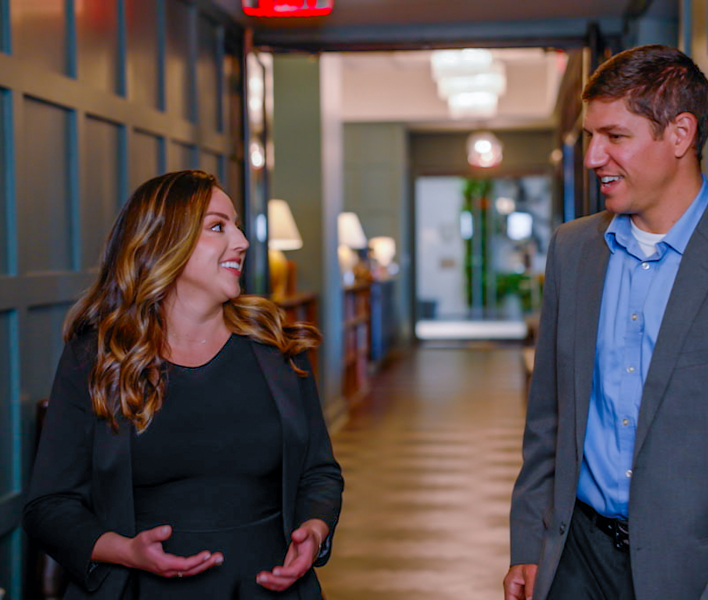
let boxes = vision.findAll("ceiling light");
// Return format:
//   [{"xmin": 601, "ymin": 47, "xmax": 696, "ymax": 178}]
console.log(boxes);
[
  {"xmin": 430, "ymin": 49, "xmax": 494, "ymax": 80},
  {"xmin": 449, "ymin": 92, "xmax": 498, "ymax": 119},
  {"xmin": 467, "ymin": 132, "xmax": 503, "ymax": 168},
  {"xmin": 431, "ymin": 49, "xmax": 506, "ymax": 119},
  {"xmin": 436, "ymin": 66, "xmax": 506, "ymax": 99}
]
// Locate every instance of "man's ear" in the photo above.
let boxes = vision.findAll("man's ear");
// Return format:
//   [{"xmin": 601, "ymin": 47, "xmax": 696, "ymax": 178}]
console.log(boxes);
[{"xmin": 670, "ymin": 112, "xmax": 698, "ymax": 158}]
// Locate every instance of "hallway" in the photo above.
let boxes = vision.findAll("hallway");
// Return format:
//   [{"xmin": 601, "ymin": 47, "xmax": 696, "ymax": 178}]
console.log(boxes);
[{"xmin": 319, "ymin": 344, "xmax": 528, "ymax": 600}]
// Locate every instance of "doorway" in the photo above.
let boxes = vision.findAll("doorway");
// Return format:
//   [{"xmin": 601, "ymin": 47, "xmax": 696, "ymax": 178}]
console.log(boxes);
[{"xmin": 414, "ymin": 173, "xmax": 551, "ymax": 340}]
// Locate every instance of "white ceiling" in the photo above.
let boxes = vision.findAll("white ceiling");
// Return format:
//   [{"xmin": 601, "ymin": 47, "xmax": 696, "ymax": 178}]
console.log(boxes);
[
  {"xmin": 338, "ymin": 48, "xmax": 566, "ymax": 131},
  {"xmin": 216, "ymin": 0, "xmax": 675, "ymax": 131}
]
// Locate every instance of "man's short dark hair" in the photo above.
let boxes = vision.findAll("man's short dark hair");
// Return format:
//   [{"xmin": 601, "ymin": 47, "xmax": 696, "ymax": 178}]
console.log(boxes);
[{"xmin": 583, "ymin": 44, "xmax": 708, "ymax": 161}]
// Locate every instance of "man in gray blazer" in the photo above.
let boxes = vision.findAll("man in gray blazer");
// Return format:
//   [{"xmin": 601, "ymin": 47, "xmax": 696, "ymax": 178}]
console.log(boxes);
[{"xmin": 504, "ymin": 45, "xmax": 708, "ymax": 600}]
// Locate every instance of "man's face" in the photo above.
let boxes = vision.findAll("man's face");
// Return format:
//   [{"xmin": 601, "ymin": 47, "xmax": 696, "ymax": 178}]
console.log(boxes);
[{"xmin": 583, "ymin": 98, "xmax": 679, "ymax": 226}]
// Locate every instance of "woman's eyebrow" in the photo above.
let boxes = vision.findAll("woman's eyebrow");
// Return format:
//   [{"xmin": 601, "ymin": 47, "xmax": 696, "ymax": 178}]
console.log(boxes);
[{"xmin": 205, "ymin": 211, "xmax": 234, "ymax": 220}]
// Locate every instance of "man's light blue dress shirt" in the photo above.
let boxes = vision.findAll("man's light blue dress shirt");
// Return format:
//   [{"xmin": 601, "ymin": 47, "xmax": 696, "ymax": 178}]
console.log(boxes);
[{"xmin": 577, "ymin": 177, "xmax": 708, "ymax": 519}]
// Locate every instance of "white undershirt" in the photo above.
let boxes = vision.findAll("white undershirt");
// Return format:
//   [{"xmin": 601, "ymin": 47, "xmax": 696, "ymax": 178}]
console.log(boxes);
[{"xmin": 630, "ymin": 219, "xmax": 666, "ymax": 257}]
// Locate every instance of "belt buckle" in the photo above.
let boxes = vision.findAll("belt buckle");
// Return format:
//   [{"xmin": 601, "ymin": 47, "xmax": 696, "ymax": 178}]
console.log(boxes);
[{"xmin": 614, "ymin": 520, "xmax": 630, "ymax": 552}]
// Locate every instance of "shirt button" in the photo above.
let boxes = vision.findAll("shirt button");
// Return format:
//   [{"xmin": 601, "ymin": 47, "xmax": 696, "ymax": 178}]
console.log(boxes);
[
  {"xmin": 641, "ymin": 262, "xmax": 650, "ymax": 270},
  {"xmin": 622, "ymin": 418, "xmax": 630, "ymax": 426},
  {"xmin": 626, "ymin": 366, "xmax": 635, "ymax": 373},
  {"xmin": 631, "ymin": 314, "xmax": 638, "ymax": 321},
  {"xmin": 626, "ymin": 469, "xmax": 633, "ymax": 478}
]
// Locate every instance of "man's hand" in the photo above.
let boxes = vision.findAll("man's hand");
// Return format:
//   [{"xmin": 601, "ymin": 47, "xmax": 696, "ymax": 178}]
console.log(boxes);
[
  {"xmin": 256, "ymin": 519, "xmax": 329, "ymax": 591},
  {"xmin": 504, "ymin": 563, "xmax": 538, "ymax": 600}
]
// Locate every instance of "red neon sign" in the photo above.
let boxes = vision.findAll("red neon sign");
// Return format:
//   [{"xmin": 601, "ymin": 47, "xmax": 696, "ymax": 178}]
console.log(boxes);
[{"xmin": 242, "ymin": 0, "xmax": 333, "ymax": 17}]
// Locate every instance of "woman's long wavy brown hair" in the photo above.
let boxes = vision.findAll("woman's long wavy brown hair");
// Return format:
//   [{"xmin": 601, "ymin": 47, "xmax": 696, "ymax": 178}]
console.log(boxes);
[{"xmin": 64, "ymin": 170, "xmax": 321, "ymax": 432}]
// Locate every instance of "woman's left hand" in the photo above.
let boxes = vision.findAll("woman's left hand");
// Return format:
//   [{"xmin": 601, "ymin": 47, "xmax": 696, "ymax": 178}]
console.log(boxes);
[{"xmin": 256, "ymin": 518, "xmax": 329, "ymax": 591}]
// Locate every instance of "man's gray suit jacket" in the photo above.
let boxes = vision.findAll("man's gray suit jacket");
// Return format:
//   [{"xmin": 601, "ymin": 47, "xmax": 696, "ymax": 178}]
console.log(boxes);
[{"xmin": 511, "ymin": 207, "xmax": 708, "ymax": 600}]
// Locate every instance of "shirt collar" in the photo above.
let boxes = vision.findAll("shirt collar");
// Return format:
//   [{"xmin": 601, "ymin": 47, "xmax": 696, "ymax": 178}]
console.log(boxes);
[{"xmin": 604, "ymin": 175, "xmax": 708, "ymax": 257}]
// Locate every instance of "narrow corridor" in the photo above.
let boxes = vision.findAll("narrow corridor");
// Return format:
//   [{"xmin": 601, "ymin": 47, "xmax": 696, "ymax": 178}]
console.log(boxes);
[{"xmin": 319, "ymin": 344, "xmax": 527, "ymax": 600}]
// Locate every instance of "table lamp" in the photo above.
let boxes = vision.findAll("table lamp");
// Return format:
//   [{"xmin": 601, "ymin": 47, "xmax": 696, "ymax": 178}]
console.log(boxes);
[
  {"xmin": 338, "ymin": 212, "xmax": 367, "ymax": 285},
  {"xmin": 268, "ymin": 199, "xmax": 303, "ymax": 301},
  {"xmin": 369, "ymin": 236, "xmax": 397, "ymax": 278}
]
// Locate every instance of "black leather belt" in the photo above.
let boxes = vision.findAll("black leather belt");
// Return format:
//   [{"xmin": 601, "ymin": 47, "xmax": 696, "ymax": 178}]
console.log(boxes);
[{"xmin": 576, "ymin": 500, "xmax": 630, "ymax": 553}]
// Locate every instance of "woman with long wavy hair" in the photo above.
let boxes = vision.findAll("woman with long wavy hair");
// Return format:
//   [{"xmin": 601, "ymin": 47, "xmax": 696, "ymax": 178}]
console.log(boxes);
[{"xmin": 23, "ymin": 170, "xmax": 343, "ymax": 600}]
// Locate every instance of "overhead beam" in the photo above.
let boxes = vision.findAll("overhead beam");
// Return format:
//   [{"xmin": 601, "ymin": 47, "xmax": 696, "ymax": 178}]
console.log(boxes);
[{"xmin": 250, "ymin": 17, "xmax": 626, "ymax": 52}]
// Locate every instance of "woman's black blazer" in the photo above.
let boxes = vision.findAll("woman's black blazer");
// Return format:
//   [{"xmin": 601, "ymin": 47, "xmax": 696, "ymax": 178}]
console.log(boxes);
[{"xmin": 23, "ymin": 334, "xmax": 343, "ymax": 600}]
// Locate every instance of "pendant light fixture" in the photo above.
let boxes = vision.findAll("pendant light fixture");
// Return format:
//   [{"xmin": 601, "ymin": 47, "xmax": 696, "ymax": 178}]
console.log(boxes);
[
  {"xmin": 467, "ymin": 131, "xmax": 503, "ymax": 168},
  {"xmin": 430, "ymin": 49, "xmax": 507, "ymax": 119}
]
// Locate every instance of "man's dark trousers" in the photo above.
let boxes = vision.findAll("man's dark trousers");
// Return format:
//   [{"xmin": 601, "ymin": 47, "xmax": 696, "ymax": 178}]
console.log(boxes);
[{"xmin": 547, "ymin": 502, "xmax": 635, "ymax": 600}]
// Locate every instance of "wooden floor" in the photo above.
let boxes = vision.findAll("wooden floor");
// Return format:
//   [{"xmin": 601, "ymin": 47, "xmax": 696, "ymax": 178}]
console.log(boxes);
[{"xmin": 318, "ymin": 343, "xmax": 527, "ymax": 600}]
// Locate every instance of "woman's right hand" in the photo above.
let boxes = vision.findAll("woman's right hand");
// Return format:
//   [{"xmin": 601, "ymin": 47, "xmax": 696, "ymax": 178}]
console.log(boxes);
[{"xmin": 92, "ymin": 526, "xmax": 224, "ymax": 578}]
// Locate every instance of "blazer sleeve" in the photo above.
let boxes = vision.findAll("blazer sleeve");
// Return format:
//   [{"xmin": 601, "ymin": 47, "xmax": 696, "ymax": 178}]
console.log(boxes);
[
  {"xmin": 23, "ymin": 338, "xmax": 112, "ymax": 591},
  {"xmin": 509, "ymin": 230, "xmax": 560, "ymax": 566},
  {"xmin": 292, "ymin": 352, "xmax": 344, "ymax": 567}
]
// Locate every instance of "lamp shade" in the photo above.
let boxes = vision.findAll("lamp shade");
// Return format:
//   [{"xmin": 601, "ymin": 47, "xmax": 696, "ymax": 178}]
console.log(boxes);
[
  {"xmin": 268, "ymin": 199, "xmax": 303, "ymax": 251},
  {"xmin": 338, "ymin": 212, "xmax": 367, "ymax": 249},
  {"xmin": 369, "ymin": 236, "xmax": 396, "ymax": 267}
]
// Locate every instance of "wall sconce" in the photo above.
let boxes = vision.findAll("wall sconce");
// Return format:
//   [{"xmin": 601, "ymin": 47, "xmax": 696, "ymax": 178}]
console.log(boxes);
[
  {"xmin": 250, "ymin": 140, "xmax": 265, "ymax": 169},
  {"xmin": 338, "ymin": 212, "xmax": 367, "ymax": 286},
  {"xmin": 268, "ymin": 199, "xmax": 303, "ymax": 301}
]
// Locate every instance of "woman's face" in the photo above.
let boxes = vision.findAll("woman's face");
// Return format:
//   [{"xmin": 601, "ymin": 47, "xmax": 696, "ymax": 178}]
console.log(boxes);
[{"xmin": 172, "ymin": 187, "xmax": 249, "ymax": 310}]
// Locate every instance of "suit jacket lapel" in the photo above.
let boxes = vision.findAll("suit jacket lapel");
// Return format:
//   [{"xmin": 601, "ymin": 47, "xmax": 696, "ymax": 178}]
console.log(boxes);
[
  {"xmin": 574, "ymin": 215, "xmax": 612, "ymax": 459},
  {"xmin": 634, "ymin": 217, "xmax": 708, "ymax": 460},
  {"xmin": 250, "ymin": 340, "xmax": 305, "ymax": 535}
]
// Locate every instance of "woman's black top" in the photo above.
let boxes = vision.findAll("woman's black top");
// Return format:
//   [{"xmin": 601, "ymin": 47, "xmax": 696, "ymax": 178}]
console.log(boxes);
[
  {"xmin": 129, "ymin": 335, "xmax": 297, "ymax": 598},
  {"xmin": 23, "ymin": 330, "xmax": 341, "ymax": 600}
]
